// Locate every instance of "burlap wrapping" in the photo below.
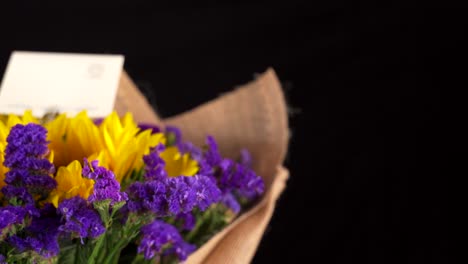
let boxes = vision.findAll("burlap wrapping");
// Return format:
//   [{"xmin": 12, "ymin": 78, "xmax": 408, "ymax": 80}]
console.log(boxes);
[{"xmin": 114, "ymin": 68, "xmax": 289, "ymax": 264}]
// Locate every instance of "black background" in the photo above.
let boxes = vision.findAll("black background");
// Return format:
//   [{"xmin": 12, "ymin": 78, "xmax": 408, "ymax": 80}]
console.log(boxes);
[{"xmin": 0, "ymin": 2, "xmax": 452, "ymax": 263}]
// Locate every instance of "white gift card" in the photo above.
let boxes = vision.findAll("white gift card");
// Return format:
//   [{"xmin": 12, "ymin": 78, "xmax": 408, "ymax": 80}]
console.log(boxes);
[{"xmin": 0, "ymin": 51, "xmax": 124, "ymax": 118}]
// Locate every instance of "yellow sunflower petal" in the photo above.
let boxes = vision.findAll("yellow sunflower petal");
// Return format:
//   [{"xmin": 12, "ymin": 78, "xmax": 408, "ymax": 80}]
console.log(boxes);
[
  {"xmin": 47, "ymin": 160, "xmax": 94, "ymax": 207},
  {"xmin": 161, "ymin": 146, "xmax": 199, "ymax": 177}
]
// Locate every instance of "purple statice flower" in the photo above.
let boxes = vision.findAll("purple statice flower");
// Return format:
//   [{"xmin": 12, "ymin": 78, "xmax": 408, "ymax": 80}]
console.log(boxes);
[
  {"xmin": 138, "ymin": 123, "xmax": 161, "ymax": 134},
  {"xmin": 187, "ymin": 136, "xmax": 264, "ymax": 200},
  {"xmin": 218, "ymin": 159, "xmax": 264, "ymax": 199},
  {"xmin": 7, "ymin": 204, "xmax": 60, "ymax": 258},
  {"xmin": 1, "ymin": 186, "xmax": 34, "ymax": 205},
  {"xmin": 126, "ymin": 180, "xmax": 167, "ymax": 214},
  {"xmin": 176, "ymin": 212, "xmax": 196, "ymax": 231},
  {"xmin": 201, "ymin": 137, "xmax": 264, "ymax": 198},
  {"xmin": 165, "ymin": 238, "xmax": 197, "ymax": 261},
  {"xmin": 0, "ymin": 254, "xmax": 5, "ymax": 264},
  {"xmin": 126, "ymin": 175, "xmax": 221, "ymax": 216},
  {"xmin": 204, "ymin": 136, "xmax": 223, "ymax": 168},
  {"xmin": 178, "ymin": 142, "xmax": 203, "ymax": 162},
  {"xmin": 6, "ymin": 235, "xmax": 28, "ymax": 253},
  {"xmin": 128, "ymin": 146, "xmax": 221, "ymax": 216},
  {"xmin": 220, "ymin": 193, "xmax": 241, "ymax": 214},
  {"xmin": 171, "ymin": 175, "xmax": 220, "ymax": 213},
  {"xmin": 0, "ymin": 205, "xmax": 38, "ymax": 238},
  {"xmin": 2, "ymin": 124, "xmax": 56, "ymax": 201},
  {"xmin": 235, "ymin": 163, "xmax": 264, "ymax": 198},
  {"xmin": 165, "ymin": 126, "xmax": 182, "ymax": 146},
  {"xmin": 82, "ymin": 159, "xmax": 127, "ymax": 205},
  {"xmin": 178, "ymin": 136, "xmax": 222, "ymax": 178},
  {"xmin": 93, "ymin": 118, "xmax": 103, "ymax": 126},
  {"xmin": 138, "ymin": 220, "xmax": 195, "ymax": 261},
  {"xmin": 143, "ymin": 144, "xmax": 167, "ymax": 181},
  {"xmin": 240, "ymin": 149, "xmax": 252, "ymax": 168},
  {"xmin": 165, "ymin": 176, "xmax": 197, "ymax": 214},
  {"xmin": 183, "ymin": 175, "xmax": 221, "ymax": 211},
  {"xmin": 57, "ymin": 197, "xmax": 105, "ymax": 241}
]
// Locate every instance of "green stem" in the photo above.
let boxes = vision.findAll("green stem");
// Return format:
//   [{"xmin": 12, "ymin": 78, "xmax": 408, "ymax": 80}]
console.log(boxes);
[
  {"xmin": 74, "ymin": 242, "xmax": 80, "ymax": 264},
  {"xmin": 131, "ymin": 254, "xmax": 144, "ymax": 264},
  {"xmin": 185, "ymin": 210, "xmax": 210, "ymax": 242},
  {"xmin": 96, "ymin": 233, "xmax": 109, "ymax": 264},
  {"xmin": 103, "ymin": 238, "xmax": 128, "ymax": 264},
  {"xmin": 88, "ymin": 235, "xmax": 106, "ymax": 264},
  {"xmin": 101, "ymin": 213, "xmax": 152, "ymax": 264},
  {"xmin": 104, "ymin": 223, "xmax": 142, "ymax": 264}
]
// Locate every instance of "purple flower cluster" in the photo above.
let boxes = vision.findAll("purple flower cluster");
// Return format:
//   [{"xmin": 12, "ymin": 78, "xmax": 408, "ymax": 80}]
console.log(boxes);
[
  {"xmin": 142, "ymin": 144, "xmax": 167, "ymax": 181},
  {"xmin": 165, "ymin": 126, "xmax": 182, "ymax": 146},
  {"xmin": 218, "ymin": 159, "xmax": 265, "ymax": 199},
  {"xmin": 220, "ymin": 193, "xmax": 241, "ymax": 214},
  {"xmin": 57, "ymin": 196, "xmax": 105, "ymax": 241},
  {"xmin": 126, "ymin": 144, "xmax": 221, "ymax": 216},
  {"xmin": 7, "ymin": 204, "xmax": 60, "ymax": 258},
  {"xmin": 82, "ymin": 159, "xmax": 127, "ymax": 205},
  {"xmin": 165, "ymin": 174, "xmax": 220, "ymax": 213},
  {"xmin": 138, "ymin": 123, "xmax": 161, "ymax": 134},
  {"xmin": 240, "ymin": 149, "xmax": 252, "ymax": 168},
  {"xmin": 176, "ymin": 212, "xmax": 196, "ymax": 231},
  {"xmin": 138, "ymin": 220, "xmax": 195, "ymax": 261},
  {"xmin": 180, "ymin": 136, "xmax": 264, "ymax": 212},
  {"xmin": 125, "ymin": 180, "xmax": 166, "ymax": 214},
  {"xmin": 217, "ymin": 159, "xmax": 264, "ymax": 212},
  {"xmin": 126, "ymin": 174, "xmax": 221, "ymax": 216},
  {"xmin": 0, "ymin": 205, "xmax": 38, "ymax": 238},
  {"xmin": 184, "ymin": 136, "xmax": 223, "ymax": 177},
  {"xmin": 0, "ymin": 124, "xmax": 61, "ymax": 259},
  {"xmin": 1, "ymin": 187, "xmax": 34, "ymax": 207},
  {"xmin": 204, "ymin": 136, "xmax": 223, "ymax": 168},
  {"xmin": 2, "ymin": 124, "xmax": 56, "ymax": 204},
  {"xmin": 179, "ymin": 141, "xmax": 203, "ymax": 162},
  {"xmin": 202, "ymin": 136, "xmax": 264, "ymax": 197},
  {"xmin": 185, "ymin": 174, "xmax": 222, "ymax": 211}
]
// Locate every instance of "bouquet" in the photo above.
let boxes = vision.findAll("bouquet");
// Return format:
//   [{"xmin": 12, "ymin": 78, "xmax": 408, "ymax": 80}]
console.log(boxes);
[
  {"xmin": 0, "ymin": 68, "xmax": 289, "ymax": 264},
  {"xmin": 0, "ymin": 108, "xmax": 266, "ymax": 263}
]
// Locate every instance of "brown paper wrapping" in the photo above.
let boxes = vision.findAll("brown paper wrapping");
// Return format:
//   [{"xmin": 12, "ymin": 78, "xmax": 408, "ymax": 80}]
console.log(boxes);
[{"xmin": 114, "ymin": 68, "xmax": 289, "ymax": 264}]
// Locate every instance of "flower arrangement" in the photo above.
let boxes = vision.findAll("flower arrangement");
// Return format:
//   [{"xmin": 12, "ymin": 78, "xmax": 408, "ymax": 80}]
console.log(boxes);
[{"xmin": 0, "ymin": 110, "xmax": 264, "ymax": 264}]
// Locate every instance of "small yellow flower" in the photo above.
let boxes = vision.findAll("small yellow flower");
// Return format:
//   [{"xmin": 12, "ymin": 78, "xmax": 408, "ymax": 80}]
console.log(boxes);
[
  {"xmin": 47, "ymin": 160, "xmax": 94, "ymax": 207},
  {"xmin": 161, "ymin": 146, "xmax": 199, "ymax": 177}
]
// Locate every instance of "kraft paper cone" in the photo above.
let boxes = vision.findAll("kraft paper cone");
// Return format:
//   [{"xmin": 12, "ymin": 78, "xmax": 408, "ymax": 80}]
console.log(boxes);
[{"xmin": 115, "ymin": 68, "xmax": 289, "ymax": 264}]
